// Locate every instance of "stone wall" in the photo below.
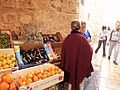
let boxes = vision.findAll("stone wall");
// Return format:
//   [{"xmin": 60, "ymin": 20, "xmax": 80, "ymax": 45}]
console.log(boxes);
[{"xmin": 0, "ymin": 0, "xmax": 80, "ymax": 39}]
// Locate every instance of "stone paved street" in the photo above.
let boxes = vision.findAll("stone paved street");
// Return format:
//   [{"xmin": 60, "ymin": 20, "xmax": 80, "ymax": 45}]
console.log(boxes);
[{"xmin": 58, "ymin": 45, "xmax": 120, "ymax": 90}]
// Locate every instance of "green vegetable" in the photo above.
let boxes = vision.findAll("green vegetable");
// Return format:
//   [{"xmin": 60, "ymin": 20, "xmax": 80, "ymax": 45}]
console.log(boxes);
[{"xmin": 0, "ymin": 33, "xmax": 12, "ymax": 48}]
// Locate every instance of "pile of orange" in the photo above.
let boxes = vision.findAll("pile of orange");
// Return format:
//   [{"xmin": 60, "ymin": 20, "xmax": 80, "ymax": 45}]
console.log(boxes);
[
  {"xmin": 0, "ymin": 71, "xmax": 16, "ymax": 90},
  {"xmin": 16, "ymin": 66, "xmax": 62, "ymax": 86}
]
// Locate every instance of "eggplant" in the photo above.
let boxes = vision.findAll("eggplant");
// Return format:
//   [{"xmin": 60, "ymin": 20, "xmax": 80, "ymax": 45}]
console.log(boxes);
[
  {"xmin": 20, "ymin": 47, "xmax": 49, "ymax": 64},
  {"xmin": 22, "ymin": 57, "xmax": 28, "ymax": 64}
]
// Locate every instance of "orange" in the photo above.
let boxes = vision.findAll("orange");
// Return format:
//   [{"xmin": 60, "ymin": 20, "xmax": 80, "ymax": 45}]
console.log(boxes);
[
  {"xmin": 6, "ymin": 74, "xmax": 14, "ymax": 83},
  {"xmin": 51, "ymin": 71, "xmax": 55, "ymax": 76},
  {"xmin": 0, "ymin": 81, "xmax": 9, "ymax": 90},
  {"xmin": 41, "ymin": 74, "xmax": 47, "ymax": 79},
  {"xmin": 44, "ymin": 71, "xmax": 48, "ymax": 74},
  {"xmin": 0, "ymin": 78, "xmax": 1, "ymax": 83},
  {"xmin": 26, "ymin": 78, "xmax": 32, "ymax": 84},
  {"xmin": 37, "ymin": 73, "xmax": 42, "ymax": 79},
  {"xmin": 22, "ymin": 77, "xmax": 27, "ymax": 82},
  {"xmin": 33, "ymin": 76, "xmax": 39, "ymax": 82},
  {"xmin": 19, "ymin": 76, "xmax": 24, "ymax": 79},
  {"xmin": 47, "ymin": 68, "xmax": 51, "ymax": 72},
  {"xmin": 4, "ymin": 71, "xmax": 11, "ymax": 76},
  {"xmin": 55, "ymin": 66, "xmax": 59, "ymax": 70},
  {"xmin": 19, "ymin": 82, "xmax": 26, "ymax": 86},
  {"xmin": 51, "ymin": 66, "xmax": 56, "ymax": 71},
  {"xmin": 55, "ymin": 70, "xmax": 59, "ymax": 74},
  {"xmin": 34, "ymin": 70, "xmax": 40, "ymax": 75},
  {"xmin": 58, "ymin": 69, "xmax": 62, "ymax": 74},
  {"xmin": 47, "ymin": 72, "xmax": 51, "ymax": 77},
  {"xmin": 26, "ymin": 73, "xmax": 33, "ymax": 78},
  {"xmin": 30, "ymin": 71, "xmax": 34, "ymax": 75},
  {"xmin": 10, "ymin": 81, "xmax": 16, "ymax": 90},
  {"xmin": 1, "ymin": 75, "xmax": 7, "ymax": 82},
  {"xmin": 16, "ymin": 78, "xmax": 22, "ymax": 84},
  {"xmin": 39, "ymin": 69, "xmax": 44, "ymax": 74},
  {"xmin": 43, "ymin": 68, "xmax": 49, "ymax": 72}
]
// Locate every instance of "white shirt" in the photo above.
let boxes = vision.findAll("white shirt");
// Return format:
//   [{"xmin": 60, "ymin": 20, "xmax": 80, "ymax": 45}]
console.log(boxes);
[
  {"xmin": 98, "ymin": 30, "xmax": 107, "ymax": 41},
  {"xmin": 110, "ymin": 30, "xmax": 120, "ymax": 41}
]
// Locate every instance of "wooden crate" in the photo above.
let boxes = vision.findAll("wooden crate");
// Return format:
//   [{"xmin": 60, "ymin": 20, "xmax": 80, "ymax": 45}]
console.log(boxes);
[
  {"xmin": 0, "ymin": 48, "xmax": 19, "ymax": 73},
  {"xmin": 0, "ymin": 29, "xmax": 13, "ymax": 48},
  {"xmin": 12, "ymin": 63, "xmax": 64, "ymax": 90},
  {"xmin": 42, "ymin": 32, "xmax": 63, "ymax": 43}
]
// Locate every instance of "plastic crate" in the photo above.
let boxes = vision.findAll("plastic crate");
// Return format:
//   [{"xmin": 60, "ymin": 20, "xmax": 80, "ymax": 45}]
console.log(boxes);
[{"xmin": 14, "ymin": 44, "xmax": 49, "ymax": 69}]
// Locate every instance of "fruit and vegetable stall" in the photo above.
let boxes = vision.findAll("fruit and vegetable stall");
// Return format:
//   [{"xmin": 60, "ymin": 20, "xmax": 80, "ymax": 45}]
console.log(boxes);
[{"xmin": 0, "ymin": 29, "xmax": 63, "ymax": 90}]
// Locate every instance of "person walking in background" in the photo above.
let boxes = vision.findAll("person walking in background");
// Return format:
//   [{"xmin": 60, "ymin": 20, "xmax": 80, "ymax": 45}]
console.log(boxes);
[
  {"xmin": 80, "ymin": 21, "xmax": 92, "ymax": 43},
  {"xmin": 95, "ymin": 26, "xmax": 107, "ymax": 57},
  {"xmin": 108, "ymin": 21, "xmax": 120, "ymax": 65},
  {"xmin": 108, "ymin": 26, "xmax": 111, "ymax": 31},
  {"xmin": 60, "ymin": 20, "xmax": 93, "ymax": 90}
]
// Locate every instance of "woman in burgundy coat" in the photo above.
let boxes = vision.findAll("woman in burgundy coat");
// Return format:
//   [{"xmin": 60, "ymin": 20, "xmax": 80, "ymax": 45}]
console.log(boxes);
[{"xmin": 61, "ymin": 20, "xmax": 94, "ymax": 90}]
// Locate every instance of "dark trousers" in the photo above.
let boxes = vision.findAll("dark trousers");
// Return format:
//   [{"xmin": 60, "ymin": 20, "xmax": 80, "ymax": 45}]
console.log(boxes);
[{"xmin": 95, "ymin": 40, "xmax": 107, "ymax": 56}]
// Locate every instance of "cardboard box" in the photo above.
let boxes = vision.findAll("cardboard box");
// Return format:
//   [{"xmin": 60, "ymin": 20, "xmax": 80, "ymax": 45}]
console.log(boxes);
[
  {"xmin": 50, "ymin": 42, "xmax": 62, "ymax": 60},
  {"xmin": 51, "ymin": 42, "xmax": 62, "ymax": 49},
  {"xmin": 19, "ymin": 43, "xmax": 43, "ymax": 51},
  {"xmin": 12, "ymin": 63, "xmax": 64, "ymax": 90},
  {"xmin": 0, "ymin": 48, "xmax": 19, "ymax": 73}
]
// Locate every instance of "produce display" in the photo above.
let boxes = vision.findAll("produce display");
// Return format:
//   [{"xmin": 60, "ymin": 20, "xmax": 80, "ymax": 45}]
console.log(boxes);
[
  {"xmin": 16, "ymin": 66, "xmax": 62, "ymax": 86},
  {"xmin": 0, "ymin": 32, "xmax": 12, "ymax": 48},
  {"xmin": 20, "ymin": 47, "xmax": 49, "ymax": 65},
  {"xmin": 0, "ymin": 54, "xmax": 17, "ymax": 70},
  {"xmin": 53, "ymin": 48, "xmax": 61, "ymax": 60},
  {"xmin": 25, "ymin": 31, "xmax": 43, "ymax": 44},
  {"xmin": 43, "ymin": 35, "xmax": 60, "ymax": 43},
  {"xmin": 0, "ymin": 71, "xmax": 16, "ymax": 90},
  {"xmin": 0, "ymin": 29, "xmax": 63, "ymax": 90},
  {"xmin": 22, "ymin": 24, "xmax": 43, "ymax": 44}
]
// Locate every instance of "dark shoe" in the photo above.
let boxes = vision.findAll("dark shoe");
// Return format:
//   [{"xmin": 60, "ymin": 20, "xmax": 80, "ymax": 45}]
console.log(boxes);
[
  {"xmin": 113, "ymin": 61, "xmax": 118, "ymax": 65},
  {"xmin": 103, "ymin": 55, "xmax": 106, "ymax": 57},
  {"xmin": 95, "ymin": 51, "xmax": 97, "ymax": 54},
  {"xmin": 108, "ymin": 56, "xmax": 110, "ymax": 60}
]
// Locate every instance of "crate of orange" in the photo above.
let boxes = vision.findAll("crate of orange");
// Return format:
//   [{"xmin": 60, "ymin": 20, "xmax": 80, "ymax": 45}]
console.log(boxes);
[
  {"xmin": 0, "ymin": 71, "xmax": 17, "ymax": 90},
  {"xmin": 12, "ymin": 63, "xmax": 64, "ymax": 90}
]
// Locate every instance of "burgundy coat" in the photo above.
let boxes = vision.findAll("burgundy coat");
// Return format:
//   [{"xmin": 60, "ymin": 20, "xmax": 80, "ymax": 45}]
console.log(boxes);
[{"xmin": 61, "ymin": 31, "xmax": 94, "ymax": 90}]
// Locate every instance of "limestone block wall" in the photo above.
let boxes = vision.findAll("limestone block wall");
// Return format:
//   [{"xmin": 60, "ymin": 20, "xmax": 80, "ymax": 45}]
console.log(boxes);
[{"xmin": 0, "ymin": 0, "xmax": 80, "ymax": 39}]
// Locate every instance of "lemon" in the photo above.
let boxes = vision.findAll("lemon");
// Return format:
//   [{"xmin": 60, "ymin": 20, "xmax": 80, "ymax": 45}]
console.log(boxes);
[
  {"xmin": 0, "ymin": 54, "xmax": 3, "ymax": 58},
  {"xmin": 11, "ymin": 57, "xmax": 16, "ymax": 62},
  {"xmin": 3, "ymin": 54, "xmax": 7, "ymax": 59},
  {"xmin": 9, "ymin": 64, "xmax": 14, "ymax": 68},
  {"xmin": 0, "ymin": 67, "xmax": 3, "ymax": 70},
  {"xmin": 3, "ymin": 65, "xmax": 9, "ymax": 69},
  {"xmin": 7, "ymin": 54, "xmax": 11, "ymax": 58},
  {"xmin": 0, "ymin": 58, "xmax": 4, "ymax": 61},
  {"xmin": 0, "ymin": 63, "xmax": 2, "ymax": 67},
  {"xmin": 10, "ymin": 55, "xmax": 14, "ymax": 58},
  {"xmin": 13, "ymin": 62, "xmax": 16, "ymax": 66},
  {"xmin": 2, "ymin": 60, "xmax": 7, "ymax": 65},
  {"xmin": 7, "ymin": 60, "xmax": 12, "ymax": 64}
]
